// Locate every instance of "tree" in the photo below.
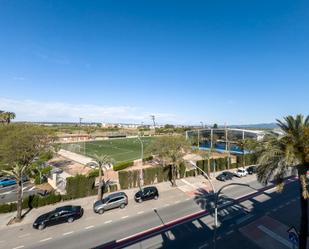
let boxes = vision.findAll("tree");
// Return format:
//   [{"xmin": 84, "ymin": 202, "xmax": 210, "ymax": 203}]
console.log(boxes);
[
  {"xmin": 0, "ymin": 111, "xmax": 16, "ymax": 124},
  {"xmin": 237, "ymin": 137, "xmax": 257, "ymax": 167},
  {"xmin": 92, "ymin": 154, "xmax": 114, "ymax": 200},
  {"xmin": 256, "ymin": 115, "xmax": 309, "ymax": 249},
  {"xmin": 213, "ymin": 123, "xmax": 218, "ymax": 129},
  {"xmin": 149, "ymin": 136, "xmax": 190, "ymax": 187},
  {"xmin": 0, "ymin": 124, "xmax": 54, "ymax": 221}
]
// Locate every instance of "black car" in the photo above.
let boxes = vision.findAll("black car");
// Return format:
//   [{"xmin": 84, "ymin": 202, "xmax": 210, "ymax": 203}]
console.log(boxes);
[
  {"xmin": 135, "ymin": 186, "xmax": 159, "ymax": 203},
  {"xmin": 247, "ymin": 166, "xmax": 257, "ymax": 174},
  {"xmin": 33, "ymin": 205, "xmax": 83, "ymax": 230},
  {"xmin": 216, "ymin": 171, "xmax": 234, "ymax": 181}
]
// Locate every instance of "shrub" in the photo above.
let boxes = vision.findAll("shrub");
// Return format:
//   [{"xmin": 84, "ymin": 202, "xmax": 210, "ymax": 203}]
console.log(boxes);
[
  {"xmin": 118, "ymin": 171, "xmax": 130, "ymax": 189},
  {"xmin": 143, "ymin": 167, "xmax": 158, "ymax": 185},
  {"xmin": 185, "ymin": 169, "xmax": 196, "ymax": 177},
  {"xmin": 66, "ymin": 174, "xmax": 96, "ymax": 199},
  {"xmin": 88, "ymin": 169, "xmax": 100, "ymax": 178},
  {"xmin": 109, "ymin": 184, "xmax": 118, "ymax": 192},
  {"xmin": 143, "ymin": 155, "xmax": 153, "ymax": 162},
  {"xmin": 179, "ymin": 163, "xmax": 186, "ymax": 178},
  {"xmin": 113, "ymin": 161, "xmax": 134, "ymax": 171}
]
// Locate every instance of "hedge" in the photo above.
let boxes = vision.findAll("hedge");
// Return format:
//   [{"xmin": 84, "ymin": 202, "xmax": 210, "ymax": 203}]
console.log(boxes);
[
  {"xmin": 113, "ymin": 161, "xmax": 134, "ymax": 171},
  {"xmin": 66, "ymin": 174, "xmax": 96, "ymax": 199},
  {"xmin": 0, "ymin": 194, "xmax": 62, "ymax": 214}
]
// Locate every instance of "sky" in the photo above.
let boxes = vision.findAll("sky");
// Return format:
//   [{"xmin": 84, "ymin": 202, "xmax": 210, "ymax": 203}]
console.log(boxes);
[{"xmin": 0, "ymin": 0, "xmax": 308, "ymax": 125}]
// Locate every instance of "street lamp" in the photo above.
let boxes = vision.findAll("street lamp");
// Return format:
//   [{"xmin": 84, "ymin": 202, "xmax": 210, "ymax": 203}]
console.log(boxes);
[
  {"xmin": 137, "ymin": 135, "xmax": 144, "ymax": 189},
  {"xmin": 213, "ymin": 183, "xmax": 256, "ymax": 249}
]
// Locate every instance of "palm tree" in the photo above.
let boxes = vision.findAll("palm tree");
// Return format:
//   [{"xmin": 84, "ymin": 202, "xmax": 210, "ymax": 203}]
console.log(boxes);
[
  {"xmin": 92, "ymin": 154, "xmax": 114, "ymax": 200},
  {"xmin": 1, "ymin": 163, "xmax": 27, "ymax": 221},
  {"xmin": 149, "ymin": 136, "xmax": 190, "ymax": 187},
  {"xmin": 256, "ymin": 114, "xmax": 309, "ymax": 249}
]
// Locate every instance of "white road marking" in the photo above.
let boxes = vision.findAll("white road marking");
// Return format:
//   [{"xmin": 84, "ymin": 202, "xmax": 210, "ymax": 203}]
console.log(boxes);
[
  {"xmin": 12, "ymin": 246, "xmax": 24, "ymax": 249},
  {"xmin": 216, "ymin": 236, "xmax": 222, "ymax": 240},
  {"xmin": 174, "ymin": 201, "xmax": 180, "ymax": 204},
  {"xmin": 63, "ymin": 231, "xmax": 74, "ymax": 236},
  {"xmin": 85, "ymin": 225, "xmax": 94, "ymax": 230},
  {"xmin": 104, "ymin": 220, "xmax": 113, "ymax": 224},
  {"xmin": 226, "ymin": 230, "xmax": 234, "ymax": 235},
  {"xmin": 185, "ymin": 198, "xmax": 190, "ymax": 201},
  {"xmin": 137, "ymin": 211, "xmax": 144, "ymax": 214},
  {"xmin": 18, "ymin": 233, "xmax": 30, "ymax": 238},
  {"xmin": 198, "ymin": 243, "xmax": 208, "ymax": 249},
  {"xmin": 279, "ymin": 205, "xmax": 284, "ymax": 209},
  {"xmin": 291, "ymin": 199, "xmax": 297, "ymax": 202},
  {"xmin": 39, "ymin": 237, "xmax": 52, "ymax": 242},
  {"xmin": 121, "ymin": 215, "xmax": 129, "ymax": 219},
  {"xmin": 258, "ymin": 225, "xmax": 293, "ymax": 248},
  {"xmin": 164, "ymin": 204, "xmax": 170, "ymax": 207},
  {"xmin": 272, "ymin": 208, "xmax": 278, "ymax": 212},
  {"xmin": 85, "ymin": 217, "xmax": 95, "ymax": 220},
  {"xmin": 286, "ymin": 201, "xmax": 291, "ymax": 205}
]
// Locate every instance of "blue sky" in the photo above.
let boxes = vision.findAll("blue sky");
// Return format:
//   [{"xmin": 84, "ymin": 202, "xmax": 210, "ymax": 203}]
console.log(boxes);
[{"xmin": 0, "ymin": 0, "xmax": 308, "ymax": 125}]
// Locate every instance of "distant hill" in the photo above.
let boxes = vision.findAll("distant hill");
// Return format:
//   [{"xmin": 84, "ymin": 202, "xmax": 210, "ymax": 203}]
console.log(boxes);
[{"xmin": 228, "ymin": 123, "xmax": 278, "ymax": 130}]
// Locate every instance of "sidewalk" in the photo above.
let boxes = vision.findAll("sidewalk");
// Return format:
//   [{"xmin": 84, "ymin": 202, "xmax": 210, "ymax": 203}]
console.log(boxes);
[{"xmin": 0, "ymin": 168, "xmax": 258, "ymax": 230}]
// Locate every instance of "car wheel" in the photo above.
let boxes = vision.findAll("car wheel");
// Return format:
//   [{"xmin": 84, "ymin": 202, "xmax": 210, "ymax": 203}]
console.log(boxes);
[
  {"xmin": 38, "ymin": 224, "xmax": 45, "ymax": 230},
  {"xmin": 138, "ymin": 199, "xmax": 143, "ymax": 203},
  {"xmin": 154, "ymin": 195, "xmax": 158, "ymax": 200},
  {"xmin": 98, "ymin": 209, "xmax": 104, "ymax": 215},
  {"xmin": 67, "ymin": 217, "xmax": 74, "ymax": 223},
  {"xmin": 120, "ymin": 203, "xmax": 125, "ymax": 209}
]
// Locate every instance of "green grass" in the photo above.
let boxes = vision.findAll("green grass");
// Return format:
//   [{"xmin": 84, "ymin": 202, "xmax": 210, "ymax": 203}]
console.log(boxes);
[{"xmin": 61, "ymin": 137, "xmax": 156, "ymax": 163}]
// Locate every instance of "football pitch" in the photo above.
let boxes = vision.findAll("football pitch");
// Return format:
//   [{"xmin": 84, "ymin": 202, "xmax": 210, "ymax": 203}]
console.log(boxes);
[{"xmin": 62, "ymin": 137, "xmax": 156, "ymax": 163}]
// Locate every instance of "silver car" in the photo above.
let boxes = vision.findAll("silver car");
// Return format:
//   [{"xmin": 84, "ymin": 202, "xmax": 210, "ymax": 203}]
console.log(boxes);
[{"xmin": 93, "ymin": 192, "xmax": 128, "ymax": 214}]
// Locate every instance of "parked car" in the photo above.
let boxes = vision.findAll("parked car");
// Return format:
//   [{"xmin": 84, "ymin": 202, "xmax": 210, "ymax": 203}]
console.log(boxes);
[
  {"xmin": 33, "ymin": 205, "xmax": 83, "ymax": 230},
  {"xmin": 135, "ymin": 186, "xmax": 159, "ymax": 203},
  {"xmin": 0, "ymin": 176, "xmax": 28, "ymax": 188},
  {"xmin": 234, "ymin": 168, "xmax": 248, "ymax": 177},
  {"xmin": 93, "ymin": 192, "xmax": 128, "ymax": 214},
  {"xmin": 247, "ymin": 166, "xmax": 257, "ymax": 174},
  {"xmin": 216, "ymin": 171, "xmax": 234, "ymax": 181}
]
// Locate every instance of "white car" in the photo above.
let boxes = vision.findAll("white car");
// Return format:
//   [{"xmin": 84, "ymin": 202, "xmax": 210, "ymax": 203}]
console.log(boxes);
[{"xmin": 234, "ymin": 168, "xmax": 248, "ymax": 177}]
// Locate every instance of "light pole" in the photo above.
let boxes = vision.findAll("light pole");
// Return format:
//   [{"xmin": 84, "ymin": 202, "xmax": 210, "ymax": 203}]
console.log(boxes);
[
  {"xmin": 200, "ymin": 121, "xmax": 204, "ymax": 128},
  {"xmin": 137, "ymin": 135, "xmax": 144, "ymax": 189},
  {"xmin": 213, "ymin": 183, "xmax": 256, "ymax": 249}
]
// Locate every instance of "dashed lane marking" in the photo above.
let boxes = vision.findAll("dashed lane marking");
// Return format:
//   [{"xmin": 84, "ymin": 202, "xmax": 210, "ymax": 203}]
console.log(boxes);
[
  {"xmin": 137, "ymin": 211, "xmax": 144, "ymax": 214},
  {"xmin": 164, "ymin": 204, "xmax": 170, "ymax": 207},
  {"xmin": 18, "ymin": 233, "xmax": 30, "ymax": 238},
  {"xmin": 175, "ymin": 201, "xmax": 180, "ymax": 204},
  {"xmin": 39, "ymin": 237, "xmax": 52, "ymax": 242},
  {"xmin": 198, "ymin": 243, "xmax": 208, "ymax": 249},
  {"xmin": 226, "ymin": 230, "xmax": 234, "ymax": 235},
  {"xmin": 272, "ymin": 208, "xmax": 278, "ymax": 212},
  {"xmin": 121, "ymin": 215, "xmax": 129, "ymax": 219},
  {"xmin": 279, "ymin": 205, "xmax": 284, "ymax": 209},
  {"xmin": 63, "ymin": 231, "xmax": 74, "ymax": 236},
  {"xmin": 104, "ymin": 220, "xmax": 112, "ymax": 224},
  {"xmin": 216, "ymin": 236, "xmax": 222, "ymax": 240},
  {"xmin": 12, "ymin": 246, "xmax": 24, "ymax": 249},
  {"xmin": 85, "ymin": 225, "xmax": 94, "ymax": 230}
]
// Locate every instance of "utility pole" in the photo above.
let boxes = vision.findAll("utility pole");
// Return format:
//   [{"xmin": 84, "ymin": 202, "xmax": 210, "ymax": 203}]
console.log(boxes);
[{"xmin": 150, "ymin": 115, "xmax": 156, "ymax": 134}]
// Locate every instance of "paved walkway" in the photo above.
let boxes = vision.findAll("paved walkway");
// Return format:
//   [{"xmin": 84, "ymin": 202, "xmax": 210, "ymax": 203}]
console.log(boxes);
[{"xmin": 0, "ymin": 172, "xmax": 259, "ymax": 230}]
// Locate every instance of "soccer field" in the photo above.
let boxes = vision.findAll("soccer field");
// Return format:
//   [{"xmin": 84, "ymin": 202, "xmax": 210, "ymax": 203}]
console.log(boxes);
[{"xmin": 62, "ymin": 137, "xmax": 156, "ymax": 163}]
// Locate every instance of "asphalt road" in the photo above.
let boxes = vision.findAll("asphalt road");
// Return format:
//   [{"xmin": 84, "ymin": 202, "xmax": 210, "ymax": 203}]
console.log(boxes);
[
  {"xmin": 0, "ymin": 182, "xmax": 39, "ymax": 204},
  {"xmin": 1, "ymin": 176, "xmax": 297, "ymax": 249}
]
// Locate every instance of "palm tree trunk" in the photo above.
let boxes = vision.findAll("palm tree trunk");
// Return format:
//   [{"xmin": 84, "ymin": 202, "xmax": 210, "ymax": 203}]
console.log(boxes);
[
  {"xmin": 16, "ymin": 179, "xmax": 23, "ymax": 221},
  {"xmin": 298, "ymin": 166, "xmax": 308, "ymax": 249},
  {"xmin": 171, "ymin": 165, "xmax": 177, "ymax": 187},
  {"xmin": 97, "ymin": 165, "xmax": 103, "ymax": 200}
]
